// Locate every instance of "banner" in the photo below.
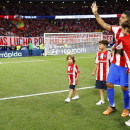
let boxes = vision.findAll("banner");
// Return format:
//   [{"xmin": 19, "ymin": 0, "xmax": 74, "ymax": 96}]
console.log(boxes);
[
  {"xmin": 0, "ymin": 36, "xmax": 44, "ymax": 46},
  {"xmin": 0, "ymin": 50, "xmax": 41, "ymax": 58},
  {"xmin": 49, "ymin": 47, "xmax": 97, "ymax": 55},
  {"xmin": 0, "ymin": 35, "xmax": 113, "ymax": 46},
  {"xmin": 45, "ymin": 34, "xmax": 113, "ymax": 45},
  {"xmin": 103, "ymin": 35, "xmax": 113, "ymax": 43}
]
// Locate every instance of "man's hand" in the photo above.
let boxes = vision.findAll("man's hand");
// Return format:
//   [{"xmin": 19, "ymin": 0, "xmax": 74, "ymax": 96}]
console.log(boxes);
[
  {"xmin": 126, "ymin": 69, "xmax": 129, "ymax": 74},
  {"xmin": 91, "ymin": 2, "xmax": 98, "ymax": 14}
]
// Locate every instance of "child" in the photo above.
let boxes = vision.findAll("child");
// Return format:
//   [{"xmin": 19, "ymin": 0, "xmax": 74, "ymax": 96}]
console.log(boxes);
[
  {"xmin": 92, "ymin": 40, "xmax": 112, "ymax": 105},
  {"xmin": 114, "ymin": 21, "xmax": 130, "ymax": 126},
  {"xmin": 65, "ymin": 55, "xmax": 80, "ymax": 103},
  {"xmin": 117, "ymin": 21, "xmax": 130, "ymax": 72}
]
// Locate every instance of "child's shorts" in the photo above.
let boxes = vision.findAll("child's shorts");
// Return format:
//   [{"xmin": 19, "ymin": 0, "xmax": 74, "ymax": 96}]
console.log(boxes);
[
  {"xmin": 69, "ymin": 85, "xmax": 75, "ymax": 90},
  {"xmin": 96, "ymin": 80, "xmax": 107, "ymax": 90}
]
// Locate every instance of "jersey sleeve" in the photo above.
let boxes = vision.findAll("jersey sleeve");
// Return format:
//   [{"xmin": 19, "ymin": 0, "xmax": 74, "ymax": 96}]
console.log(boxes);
[
  {"xmin": 75, "ymin": 65, "xmax": 80, "ymax": 74},
  {"xmin": 110, "ymin": 25, "xmax": 119, "ymax": 33},
  {"xmin": 95, "ymin": 53, "xmax": 99, "ymax": 64}
]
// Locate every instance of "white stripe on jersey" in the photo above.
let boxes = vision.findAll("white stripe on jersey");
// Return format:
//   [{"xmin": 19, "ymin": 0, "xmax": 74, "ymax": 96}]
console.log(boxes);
[
  {"xmin": 96, "ymin": 65, "xmax": 98, "ymax": 80},
  {"xmin": 124, "ymin": 51, "xmax": 130, "ymax": 69},
  {"xmin": 116, "ymin": 53, "xmax": 121, "ymax": 66},
  {"xmin": 95, "ymin": 54, "xmax": 98, "ymax": 64},
  {"xmin": 107, "ymin": 52, "xmax": 110, "ymax": 76},
  {"xmin": 100, "ymin": 63, "xmax": 103, "ymax": 81},
  {"xmin": 73, "ymin": 64, "xmax": 76, "ymax": 85}
]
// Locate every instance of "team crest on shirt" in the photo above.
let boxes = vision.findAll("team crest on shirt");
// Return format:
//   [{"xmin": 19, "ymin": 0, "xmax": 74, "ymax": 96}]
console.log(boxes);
[
  {"xmin": 104, "ymin": 55, "xmax": 106, "ymax": 58},
  {"xmin": 70, "ymin": 67, "xmax": 73, "ymax": 70}
]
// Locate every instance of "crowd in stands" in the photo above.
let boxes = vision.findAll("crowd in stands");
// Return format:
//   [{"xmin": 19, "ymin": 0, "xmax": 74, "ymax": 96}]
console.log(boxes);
[{"xmin": 0, "ymin": 1, "xmax": 129, "ymax": 37}]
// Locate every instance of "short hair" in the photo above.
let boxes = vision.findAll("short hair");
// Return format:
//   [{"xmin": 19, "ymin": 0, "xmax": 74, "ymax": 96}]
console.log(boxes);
[
  {"xmin": 66, "ymin": 55, "xmax": 76, "ymax": 63},
  {"xmin": 99, "ymin": 39, "xmax": 109, "ymax": 46},
  {"xmin": 122, "ymin": 21, "xmax": 130, "ymax": 33},
  {"xmin": 123, "ymin": 11, "xmax": 130, "ymax": 20}
]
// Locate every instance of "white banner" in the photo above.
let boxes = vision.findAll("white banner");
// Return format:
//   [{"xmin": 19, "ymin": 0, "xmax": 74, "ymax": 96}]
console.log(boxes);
[
  {"xmin": 45, "ymin": 34, "xmax": 113, "ymax": 44},
  {"xmin": 0, "ymin": 36, "xmax": 44, "ymax": 46}
]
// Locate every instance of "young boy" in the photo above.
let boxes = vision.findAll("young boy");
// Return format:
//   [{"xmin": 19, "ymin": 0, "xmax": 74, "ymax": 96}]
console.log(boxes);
[
  {"xmin": 115, "ymin": 21, "xmax": 130, "ymax": 125},
  {"xmin": 92, "ymin": 40, "xmax": 112, "ymax": 105}
]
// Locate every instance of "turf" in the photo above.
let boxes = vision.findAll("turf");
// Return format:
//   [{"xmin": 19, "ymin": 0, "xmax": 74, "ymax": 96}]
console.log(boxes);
[{"xmin": 0, "ymin": 53, "xmax": 129, "ymax": 130}]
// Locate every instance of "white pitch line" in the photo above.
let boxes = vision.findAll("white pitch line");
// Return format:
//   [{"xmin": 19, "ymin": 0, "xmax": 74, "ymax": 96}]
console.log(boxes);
[
  {"xmin": 0, "ymin": 86, "xmax": 95, "ymax": 101},
  {"xmin": 0, "ymin": 56, "xmax": 94, "ymax": 64}
]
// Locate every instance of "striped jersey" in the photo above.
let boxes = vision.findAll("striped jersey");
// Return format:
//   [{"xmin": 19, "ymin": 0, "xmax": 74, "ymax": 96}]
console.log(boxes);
[
  {"xmin": 111, "ymin": 25, "xmax": 126, "ymax": 67},
  {"xmin": 117, "ymin": 34, "xmax": 130, "ymax": 72},
  {"xmin": 67, "ymin": 63, "xmax": 80, "ymax": 85},
  {"xmin": 95, "ymin": 50, "xmax": 112, "ymax": 81}
]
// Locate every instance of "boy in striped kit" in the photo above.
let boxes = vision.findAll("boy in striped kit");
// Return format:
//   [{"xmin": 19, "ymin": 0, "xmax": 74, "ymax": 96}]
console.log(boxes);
[
  {"xmin": 92, "ymin": 40, "xmax": 112, "ymax": 105},
  {"xmin": 65, "ymin": 55, "xmax": 80, "ymax": 103}
]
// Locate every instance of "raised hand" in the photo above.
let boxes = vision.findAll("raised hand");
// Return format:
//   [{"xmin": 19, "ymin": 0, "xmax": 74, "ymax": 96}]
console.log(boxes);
[{"xmin": 91, "ymin": 2, "xmax": 98, "ymax": 14}]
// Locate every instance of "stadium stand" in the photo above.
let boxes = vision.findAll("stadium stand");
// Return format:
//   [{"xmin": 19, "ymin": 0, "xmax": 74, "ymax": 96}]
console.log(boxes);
[{"xmin": 0, "ymin": 1, "xmax": 129, "ymax": 37}]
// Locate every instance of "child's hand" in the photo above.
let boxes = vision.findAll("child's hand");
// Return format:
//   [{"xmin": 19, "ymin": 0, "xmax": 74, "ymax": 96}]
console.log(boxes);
[
  {"xmin": 111, "ymin": 45, "xmax": 115, "ymax": 51},
  {"xmin": 75, "ymin": 77, "xmax": 78, "ymax": 82},
  {"xmin": 92, "ymin": 72, "xmax": 95, "ymax": 76}
]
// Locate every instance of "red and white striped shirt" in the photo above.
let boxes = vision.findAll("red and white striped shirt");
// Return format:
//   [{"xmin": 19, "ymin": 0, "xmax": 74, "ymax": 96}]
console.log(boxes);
[
  {"xmin": 67, "ymin": 63, "xmax": 80, "ymax": 85},
  {"xmin": 117, "ymin": 34, "xmax": 130, "ymax": 72},
  {"xmin": 111, "ymin": 26, "xmax": 126, "ymax": 67},
  {"xmin": 95, "ymin": 50, "xmax": 112, "ymax": 81}
]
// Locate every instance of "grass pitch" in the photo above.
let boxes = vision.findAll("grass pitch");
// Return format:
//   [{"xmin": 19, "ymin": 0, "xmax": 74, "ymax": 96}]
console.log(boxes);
[{"xmin": 0, "ymin": 53, "xmax": 129, "ymax": 130}]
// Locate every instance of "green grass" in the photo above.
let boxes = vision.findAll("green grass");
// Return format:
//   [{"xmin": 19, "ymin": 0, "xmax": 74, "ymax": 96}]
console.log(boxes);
[{"xmin": 0, "ymin": 54, "xmax": 129, "ymax": 130}]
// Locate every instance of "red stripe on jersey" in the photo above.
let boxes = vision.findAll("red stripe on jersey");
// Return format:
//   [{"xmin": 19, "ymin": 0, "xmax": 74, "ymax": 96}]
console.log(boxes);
[
  {"xmin": 103, "ymin": 62, "xmax": 107, "ymax": 81},
  {"xmin": 116, "ymin": 28, "xmax": 122, "ymax": 41}
]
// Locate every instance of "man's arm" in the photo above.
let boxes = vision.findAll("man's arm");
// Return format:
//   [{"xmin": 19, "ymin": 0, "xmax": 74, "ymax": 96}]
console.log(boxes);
[{"xmin": 91, "ymin": 2, "xmax": 111, "ymax": 31}]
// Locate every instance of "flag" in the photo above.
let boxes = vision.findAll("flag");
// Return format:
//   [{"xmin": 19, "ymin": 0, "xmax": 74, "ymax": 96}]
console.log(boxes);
[{"xmin": 11, "ymin": 15, "xmax": 25, "ymax": 31}]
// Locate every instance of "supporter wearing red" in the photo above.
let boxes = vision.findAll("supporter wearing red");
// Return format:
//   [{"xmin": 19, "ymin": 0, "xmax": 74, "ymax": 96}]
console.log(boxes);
[
  {"xmin": 91, "ymin": 2, "xmax": 130, "ymax": 117},
  {"xmin": 1, "ymin": 0, "xmax": 129, "ymax": 37}
]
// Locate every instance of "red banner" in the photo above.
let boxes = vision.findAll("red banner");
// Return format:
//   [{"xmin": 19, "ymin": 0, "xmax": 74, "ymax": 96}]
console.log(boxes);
[{"xmin": 0, "ymin": 36, "xmax": 44, "ymax": 46}]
